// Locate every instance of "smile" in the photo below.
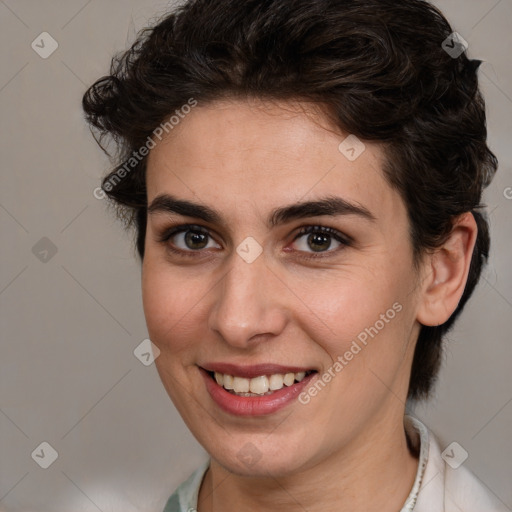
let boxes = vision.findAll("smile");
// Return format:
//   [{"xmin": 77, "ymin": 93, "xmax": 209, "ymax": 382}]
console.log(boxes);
[
  {"xmin": 212, "ymin": 371, "xmax": 312, "ymax": 396},
  {"xmin": 199, "ymin": 364, "xmax": 318, "ymax": 416}
]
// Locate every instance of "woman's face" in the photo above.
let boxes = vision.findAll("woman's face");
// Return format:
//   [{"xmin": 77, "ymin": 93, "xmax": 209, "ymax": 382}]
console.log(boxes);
[{"xmin": 142, "ymin": 99, "xmax": 425, "ymax": 476}]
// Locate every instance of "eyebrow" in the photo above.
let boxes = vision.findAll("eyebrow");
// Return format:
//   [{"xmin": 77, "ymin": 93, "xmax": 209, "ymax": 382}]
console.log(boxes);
[{"xmin": 147, "ymin": 193, "xmax": 376, "ymax": 228}]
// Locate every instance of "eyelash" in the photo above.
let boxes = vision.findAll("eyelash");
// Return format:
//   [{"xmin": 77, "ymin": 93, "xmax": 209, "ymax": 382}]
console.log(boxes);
[
  {"xmin": 157, "ymin": 224, "xmax": 351, "ymax": 260},
  {"xmin": 292, "ymin": 226, "xmax": 351, "ymax": 259}
]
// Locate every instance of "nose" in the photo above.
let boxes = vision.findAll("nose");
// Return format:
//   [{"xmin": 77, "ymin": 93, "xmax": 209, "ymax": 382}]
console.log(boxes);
[{"xmin": 208, "ymin": 249, "xmax": 288, "ymax": 348}]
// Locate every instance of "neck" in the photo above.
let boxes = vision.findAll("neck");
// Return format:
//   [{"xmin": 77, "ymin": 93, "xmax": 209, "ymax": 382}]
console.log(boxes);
[{"xmin": 198, "ymin": 410, "xmax": 419, "ymax": 512}]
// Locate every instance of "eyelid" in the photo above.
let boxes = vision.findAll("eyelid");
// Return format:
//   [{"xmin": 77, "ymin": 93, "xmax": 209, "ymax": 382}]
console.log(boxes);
[
  {"xmin": 288, "ymin": 224, "xmax": 351, "ymax": 258},
  {"xmin": 157, "ymin": 222, "xmax": 227, "ymax": 252},
  {"xmin": 157, "ymin": 223, "xmax": 211, "ymax": 243},
  {"xmin": 292, "ymin": 224, "xmax": 352, "ymax": 244},
  {"xmin": 156, "ymin": 222, "xmax": 351, "ymax": 257}
]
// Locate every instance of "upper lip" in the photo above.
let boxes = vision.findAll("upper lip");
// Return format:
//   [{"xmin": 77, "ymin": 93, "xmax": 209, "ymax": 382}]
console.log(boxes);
[{"xmin": 200, "ymin": 363, "xmax": 314, "ymax": 379}]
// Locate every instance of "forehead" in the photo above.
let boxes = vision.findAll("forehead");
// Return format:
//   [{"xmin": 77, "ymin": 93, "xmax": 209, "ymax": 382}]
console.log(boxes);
[{"xmin": 145, "ymin": 99, "xmax": 401, "ymax": 225}]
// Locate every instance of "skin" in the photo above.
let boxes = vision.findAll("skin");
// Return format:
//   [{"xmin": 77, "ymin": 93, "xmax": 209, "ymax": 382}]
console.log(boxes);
[{"xmin": 142, "ymin": 98, "xmax": 477, "ymax": 512}]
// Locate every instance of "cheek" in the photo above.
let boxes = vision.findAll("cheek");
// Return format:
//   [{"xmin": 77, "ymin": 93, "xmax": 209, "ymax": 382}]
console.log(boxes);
[
  {"xmin": 141, "ymin": 257, "xmax": 201, "ymax": 352},
  {"xmin": 293, "ymin": 265, "xmax": 417, "ymax": 391},
  {"xmin": 295, "ymin": 265, "xmax": 410, "ymax": 339}
]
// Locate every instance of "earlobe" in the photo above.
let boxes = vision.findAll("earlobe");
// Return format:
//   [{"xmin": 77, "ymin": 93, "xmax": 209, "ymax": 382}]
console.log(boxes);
[{"xmin": 416, "ymin": 212, "xmax": 478, "ymax": 327}]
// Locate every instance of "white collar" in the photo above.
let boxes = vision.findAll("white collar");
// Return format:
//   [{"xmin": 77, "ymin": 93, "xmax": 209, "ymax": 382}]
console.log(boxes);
[{"xmin": 401, "ymin": 415, "xmax": 431, "ymax": 511}]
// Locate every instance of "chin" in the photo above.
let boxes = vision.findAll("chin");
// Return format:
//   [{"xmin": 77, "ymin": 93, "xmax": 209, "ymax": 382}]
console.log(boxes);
[{"xmin": 204, "ymin": 432, "xmax": 319, "ymax": 478}]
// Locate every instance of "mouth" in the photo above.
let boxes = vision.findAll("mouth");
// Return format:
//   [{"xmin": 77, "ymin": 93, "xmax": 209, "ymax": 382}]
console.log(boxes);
[
  {"xmin": 199, "ymin": 364, "xmax": 318, "ymax": 416},
  {"xmin": 206, "ymin": 369, "xmax": 316, "ymax": 397}
]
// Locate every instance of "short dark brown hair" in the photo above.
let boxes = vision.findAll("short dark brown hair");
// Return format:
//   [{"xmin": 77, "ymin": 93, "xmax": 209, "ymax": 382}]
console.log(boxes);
[{"xmin": 82, "ymin": 0, "xmax": 498, "ymax": 400}]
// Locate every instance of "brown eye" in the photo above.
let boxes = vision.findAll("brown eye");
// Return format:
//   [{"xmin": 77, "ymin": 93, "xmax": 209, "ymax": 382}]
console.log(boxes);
[
  {"xmin": 305, "ymin": 232, "xmax": 332, "ymax": 252},
  {"xmin": 291, "ymin": 225, "xmax": 350, "ymax": 256},
  {"xmin": 158, "ymin": 225, "xmax": 221, "ymax": 253},
  {"xmin": 183, "ymin": 230, "xmax": 209, "ymax": 250}
]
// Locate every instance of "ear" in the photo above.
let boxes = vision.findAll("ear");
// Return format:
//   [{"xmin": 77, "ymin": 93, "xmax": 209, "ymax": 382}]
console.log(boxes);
[{"xmin": 416, "ymin": 212, "xmax": 478, "ymax": 327}]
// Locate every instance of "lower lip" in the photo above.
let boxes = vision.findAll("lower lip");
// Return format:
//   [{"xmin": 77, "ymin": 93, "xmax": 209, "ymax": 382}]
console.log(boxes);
[{"xmin": 200, "ymin": 368, "xmax": 316, "ymax": 416}]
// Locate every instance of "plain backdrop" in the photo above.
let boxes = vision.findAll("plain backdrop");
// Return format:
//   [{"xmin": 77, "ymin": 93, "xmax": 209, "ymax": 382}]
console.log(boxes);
[{"xmin": 0, "ymin": 0, "xmax": 511, "ymax": 510}]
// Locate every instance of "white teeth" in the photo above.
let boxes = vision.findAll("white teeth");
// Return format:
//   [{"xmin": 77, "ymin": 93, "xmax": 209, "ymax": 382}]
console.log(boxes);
[
  {"xmin": 269, "ymin": 374, "xmax": 284, "ymax": 390},
  {"xmin": 223, "ymin": 374, "xmax": 234, "ymax": 390},
  {"xmin": 249, "ymin": 376, "xmax": 269, "ymax": 394},
  {"xmin": 295, "ymin": 371, "xmax": 306, "ymax": 382},
  {"xmin": 212, "ymin": 370, "xmax": 311, "ymax": 395},
  {"xmin": 283, "ymin": 373, "xmax": 295, "ymax": 386},
  {"xmin": 233, "ymin": 376, "xmax": 250, "ymax": 393}
]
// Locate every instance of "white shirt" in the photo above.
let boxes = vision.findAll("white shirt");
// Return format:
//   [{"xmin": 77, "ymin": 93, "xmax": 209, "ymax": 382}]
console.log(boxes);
[{"xmin": 162, "ymin": 415, "xmax": 508, "ymax": 511}]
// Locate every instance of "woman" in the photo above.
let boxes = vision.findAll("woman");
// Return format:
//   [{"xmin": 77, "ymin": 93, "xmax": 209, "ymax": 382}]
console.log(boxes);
[{"xmin": 82, "ymin": 0, "xmax": 505, "ymax": 510}]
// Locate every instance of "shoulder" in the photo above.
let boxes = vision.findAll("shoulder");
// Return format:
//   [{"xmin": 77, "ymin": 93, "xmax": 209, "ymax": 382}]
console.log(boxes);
[
  {"xmin": 444, "ymin": 460, "xmax": 509, "ymax": 511},
  {"xmin": 162, "ymin": 460, "xmax": 210, "ymax": 512},
  {"xmin": 407, "ymin": 416, "xmax": 508, "ymax": 512}
]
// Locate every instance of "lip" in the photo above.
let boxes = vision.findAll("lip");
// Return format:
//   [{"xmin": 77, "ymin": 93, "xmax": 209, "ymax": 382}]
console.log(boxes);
[
  {"xmin": 200, "ymin": 362, "xmax": 314, "ymax": 379},
  {"xmin": 199, "ymin": 366, "xmax": 316, "ymax": 416}
]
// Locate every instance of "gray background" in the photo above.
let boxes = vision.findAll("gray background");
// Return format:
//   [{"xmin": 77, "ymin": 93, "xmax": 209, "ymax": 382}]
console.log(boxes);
[{"xmin": 0, "ymin": 0, "xmax": 511, "ymax": 510}]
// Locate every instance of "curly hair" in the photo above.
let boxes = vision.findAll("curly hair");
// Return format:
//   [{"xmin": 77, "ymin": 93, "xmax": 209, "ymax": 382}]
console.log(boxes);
[{"xmin": 82, "ymin": 0, "xmax": 498, "ymax": 400}]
